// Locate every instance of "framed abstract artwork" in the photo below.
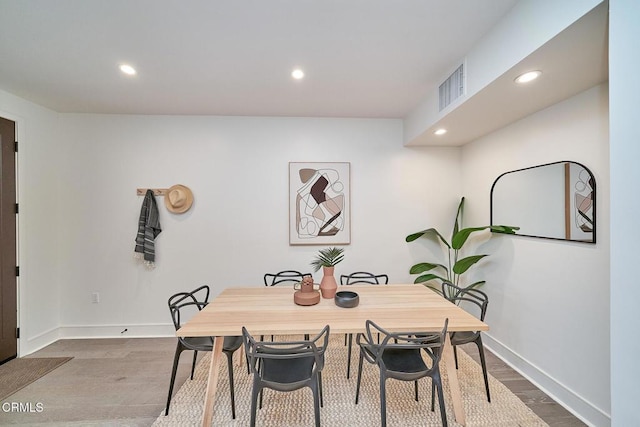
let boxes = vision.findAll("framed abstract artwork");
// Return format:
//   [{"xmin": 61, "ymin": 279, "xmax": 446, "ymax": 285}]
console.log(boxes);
[{"xmin": 289, "ymin": 162, "xmax": 351, "ymax": 245}]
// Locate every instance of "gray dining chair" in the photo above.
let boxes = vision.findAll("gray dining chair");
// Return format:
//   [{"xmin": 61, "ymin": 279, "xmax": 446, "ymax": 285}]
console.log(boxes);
[
  {"xmin": 242, "ymin": 325, "xmax": 330, "ymax": 427},
  {"xmin": 264, "ymin": 270, "xmax": 312, "ymax": 287},
  {"xmin": 355, "ymin": 319, "xmax": 449, "ymax": 427},
  {"xmin": 340, "ymin": 271, "xmax": 389, "ymax": 378},
  {"xmin": 262, "ymin": 270, "xmax": 313, "ymax": 341},
  {"xmin": 165, "ymin": 285, "xmax": 242, "ymax": 418},
  {"xmin": 441, "ymin": 281, "xmax": 491, "ymax": 402}
]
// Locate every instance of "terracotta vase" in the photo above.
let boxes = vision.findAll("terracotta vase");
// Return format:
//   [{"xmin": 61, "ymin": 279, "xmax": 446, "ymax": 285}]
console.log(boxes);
[
  {"xmin": 300, "ymin": 275, "xmax": 314, "ymax": 293},
  {"xmin": 320, "ymin": 266, "xmax": 338, "ymax": 299},
  {"xmin": 294, "ymin": 274, "xmax": 320, "ymax": 306}
]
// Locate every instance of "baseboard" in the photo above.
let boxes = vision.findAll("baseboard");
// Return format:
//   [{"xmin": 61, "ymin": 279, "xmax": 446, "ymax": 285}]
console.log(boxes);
[
  {"xmin": 483, "ymin": 333, "xmax": 611, "ymax": 427},
  {"xmin": 21, "ymin": 323, "xmax": 175, "ymax": 356},
  {"xmin": 58, "ymin": 323, "xmax": 175, "ymax": 339},
  {"xmin": 22, "ymin": 326, "xmax": 62, "ymax": 356}
]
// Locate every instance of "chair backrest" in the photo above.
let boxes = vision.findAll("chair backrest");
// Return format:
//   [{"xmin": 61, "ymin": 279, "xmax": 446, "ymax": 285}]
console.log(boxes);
[
  {"xmin": 441, "ymin": 281, "xmax": 488, "ymax": 321},
  {"xmin": 168, "ymin": 285, "xmax": 210, "ymax": 332},
  {"xmin": 340, "ymin": 271, "xmax": 389, "ymax": 285},
  {"xmin": 263, "ymin": 270, "xmax": 312, "ymax": 287},
  {"xmin": 362, "ymin": 319, "xmax": 448, "ymax": 369},
  {"xmin": 242, "ymin": 325, "xmax": 330, "ymax": 379}
]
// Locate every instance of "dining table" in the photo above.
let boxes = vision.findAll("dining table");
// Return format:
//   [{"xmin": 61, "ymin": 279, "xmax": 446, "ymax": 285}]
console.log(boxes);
[{"xmin": 176, "ymin": 283, "xmax": 489, "ymax": 427}]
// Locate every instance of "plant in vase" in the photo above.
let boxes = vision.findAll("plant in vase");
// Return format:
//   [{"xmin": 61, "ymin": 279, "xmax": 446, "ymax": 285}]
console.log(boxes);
[
  {"xmin": 311, "ymin": 247, "xmax": 345, "ymax": 299},
  {"xmin": 406, "ymin": 197, "xmax": 518, "ymax": 298}
]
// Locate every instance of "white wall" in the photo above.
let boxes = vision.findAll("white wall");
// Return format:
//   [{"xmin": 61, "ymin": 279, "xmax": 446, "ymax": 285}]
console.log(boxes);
[
  {"xmin": 461, "ymin": 83, "xmax": 610, "ymax": 426},
  {"xmin": 0, "ymin": 89, "xmax": 63, "ymax": 355},
  {"xmin": 50, "ymin": 114, "xmax": 461, "ymax": 338},
  {"xmin": 1, "ymin": 88, "xmax": 464, "ymax": 352},
  {"xmin": 609, "ymin": 0, "xmax": 640, "ymax": 425}
]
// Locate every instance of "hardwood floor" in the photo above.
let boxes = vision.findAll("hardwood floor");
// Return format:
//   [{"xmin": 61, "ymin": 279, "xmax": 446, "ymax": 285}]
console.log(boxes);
[
  {"xmin": 0, "ymin": 338, "xmax": 586, "ymax": 426},
  {"xmin": 0, "ymin": 338, "xmax": 190, "ymax": 426},
  {"xmin": 459, "ymin": 343, "xmax": 587, "ymax": 427}
]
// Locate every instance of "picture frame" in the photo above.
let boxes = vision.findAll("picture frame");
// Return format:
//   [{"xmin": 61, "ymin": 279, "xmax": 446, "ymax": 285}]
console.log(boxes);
[
  {"xmin": 565, "ymin": 161, "xmax": 594, "ymax": 241},
  {"xmin": 289, "ymin": 162, "xmax": 351, "ymax": 245}
]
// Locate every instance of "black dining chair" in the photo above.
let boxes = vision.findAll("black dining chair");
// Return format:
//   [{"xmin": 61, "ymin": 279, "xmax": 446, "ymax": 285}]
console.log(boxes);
[
  {"xmin": 355, "ymin": 319, "xmax": 450, "ymax": 427},
  {"xmin": 264, "ymin": 270, "xmax": 312, "ymax": 287},
  {"xmin": 340, "ymin": 271, "xmax": 389, "ymax": 378},
  {"xmin": 165, "ymin": 285, "xmax": 243, "ymax": 419},
  {"xmin": 441, "ymin": 281, "xmax": 491, "ymax": 402},
  {"xmin": 242, "ymin": 325, "xmax": 330, "ymax": 427},
  {"xmin": 340, "ymin": 271, "xmax": 389, "ymax": 286},
  {"xmin": 263, "ymin": 270, "xmax": 313, "ymax": 341}
]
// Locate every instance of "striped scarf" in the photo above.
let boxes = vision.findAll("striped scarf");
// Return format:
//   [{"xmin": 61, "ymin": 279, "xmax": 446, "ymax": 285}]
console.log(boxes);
[{"xmin": 134, "ymin": 190, "xmax": 162, "ymax": 268}]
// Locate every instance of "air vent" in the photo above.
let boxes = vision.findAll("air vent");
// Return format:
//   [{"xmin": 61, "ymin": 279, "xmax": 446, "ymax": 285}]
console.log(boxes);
[{"xmin": 439, "ymin": 63, "xmax": 465, "ymax": 111}]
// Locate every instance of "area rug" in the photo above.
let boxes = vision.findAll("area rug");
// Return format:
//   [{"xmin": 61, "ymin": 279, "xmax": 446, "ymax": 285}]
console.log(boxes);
[
  {"xmin": 153, "ymin": 335, "xmax": 547, "ymax": 426},
  {"xmin": 0, "ymin": 357, "xmax": 73, "ymax": 401}
]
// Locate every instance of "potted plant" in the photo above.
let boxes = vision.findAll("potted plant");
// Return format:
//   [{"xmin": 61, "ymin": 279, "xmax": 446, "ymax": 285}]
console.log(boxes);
[
  {"xmin": 406, "ymin": 197, "xmax": 518, "ymax": 298},
  {"xmin": 311, "ymin": 247, "xmax": 345, "ymax": 298}
]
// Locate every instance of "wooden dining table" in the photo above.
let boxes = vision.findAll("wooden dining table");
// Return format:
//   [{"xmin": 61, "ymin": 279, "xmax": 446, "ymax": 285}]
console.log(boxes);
[{"xmin": 176, "ymin": 284, "xmax": 488, "ymax": 426}]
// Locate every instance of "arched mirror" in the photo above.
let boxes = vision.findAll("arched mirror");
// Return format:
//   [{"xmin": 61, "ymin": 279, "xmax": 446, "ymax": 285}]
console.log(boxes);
[{"xmin": 491, "ymin": 161, "xmax": 595, "ymax": 243}]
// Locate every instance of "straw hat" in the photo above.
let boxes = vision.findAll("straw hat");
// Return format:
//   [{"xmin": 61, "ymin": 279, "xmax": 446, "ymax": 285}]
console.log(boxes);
[{"xmin": 164, "ymin": 184, "xmax": 194, "ymax": 214}]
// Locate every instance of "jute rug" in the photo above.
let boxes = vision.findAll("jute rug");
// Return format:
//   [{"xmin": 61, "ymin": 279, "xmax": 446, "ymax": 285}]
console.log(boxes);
[
  {"xmin": 153, "ymin": 335, "xmax": 547, "ymax": 426},
  {"xmin": 0, "ymin": 357, "xmax": 73, "ymax": 401}
]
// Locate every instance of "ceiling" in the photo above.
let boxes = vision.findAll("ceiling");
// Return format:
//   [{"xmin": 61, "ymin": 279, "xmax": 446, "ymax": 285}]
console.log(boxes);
[
  {"xmin": 0, "ymin": 0, "xmax": 519, "ymax": 118},
  {"xmin": 411, "ymin": 1, "xmax": 609, "ymax": 146}
]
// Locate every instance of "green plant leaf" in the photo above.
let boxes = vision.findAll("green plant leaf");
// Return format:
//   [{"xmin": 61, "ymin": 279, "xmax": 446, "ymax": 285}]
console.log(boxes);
[
  {"xmin": 452, "ymin": 254, "xmax": 488, "ymax": 274},
  {"xmin": 490, "ymin": 225, "xmax": 520, "ymax": 234},
  {"xmin": 466, "ymin": 280, "xmax": 486, "ymax": 289},
  {"xmin": 405, "ymin": 230, "xmax": 428, "ymax": 242},
  {"xmin": 405, "ymin": 228, "xmax": 451, "ymax": 248},
  {"xmin": 414, "ymin": 273, "xmax": 448, "ymax": 284},
  {"xmin": 406, "ymin": 197, "xmax": 518, "ymax": 294},
  {"xmin": 452, "ymin": 197, "xmax": 465, "ymax": 241},
  {"xmin": 409, "ymin": 262, "xmax": 448, "ymax": 275},
  {"xmin": 310, "ymin": 247, "xmax": 345, "ymax": 272},
  {"xmin": 419, "ymin": 282, "xmax": 444, "ymax": 296},
  {"xmin": 451, "ymin": 226, "xmax": 491, "ymax": 249}
]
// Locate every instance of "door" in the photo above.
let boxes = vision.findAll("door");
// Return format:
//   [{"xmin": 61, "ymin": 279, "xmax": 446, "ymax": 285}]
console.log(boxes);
[{"xmin": 0, "ymin": 117, "xmax": 17, "ymax": 364}]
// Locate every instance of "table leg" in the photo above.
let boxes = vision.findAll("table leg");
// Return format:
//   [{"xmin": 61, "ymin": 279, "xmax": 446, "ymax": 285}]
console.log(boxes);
[
  {"xmin": 442, "ymin": 333, "xmax": 466, "ymax": 426},
  {"xmin": 201, "ymin": 336, "xmax": 224, "ymax": 427}
]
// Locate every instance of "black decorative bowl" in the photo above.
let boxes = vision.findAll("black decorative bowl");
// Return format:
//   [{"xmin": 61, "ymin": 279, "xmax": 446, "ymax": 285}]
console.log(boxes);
[{"xmin": 334, "ymin": 291, "xmax": 359, "ymax": 308}]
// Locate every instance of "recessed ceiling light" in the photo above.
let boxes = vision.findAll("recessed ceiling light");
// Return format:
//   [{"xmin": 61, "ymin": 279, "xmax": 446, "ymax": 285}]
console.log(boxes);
[
  {"xmin": 434, "ymin": 128, "xmax": 447, "ymax": 136},
  {"xmin": 514, "ymin": 70, "xmax": 541, "ymax": 84},
  {"xmin": 119, "ymin": 64, "xmax": 137, "ymax": 76},
  {"xmin": 291, "ymin": 69, "xmax": 304, "ymax": 80}
]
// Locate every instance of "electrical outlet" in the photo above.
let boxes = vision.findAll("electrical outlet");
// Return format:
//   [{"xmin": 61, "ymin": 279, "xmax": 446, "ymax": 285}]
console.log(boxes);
[{"xmin": 91, "ymin": 292, "xmax": 100, "ymax": 304}]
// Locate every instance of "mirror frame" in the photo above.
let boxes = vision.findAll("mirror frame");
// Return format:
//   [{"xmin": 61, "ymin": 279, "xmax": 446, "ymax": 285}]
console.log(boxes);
[{"xmin": 490, "ymin": 161, "xmax": 596, "ymax": 243}]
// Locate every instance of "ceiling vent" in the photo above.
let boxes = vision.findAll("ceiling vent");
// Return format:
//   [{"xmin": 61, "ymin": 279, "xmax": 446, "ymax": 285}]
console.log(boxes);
[{"xmin": 439, "ymin": 63, "xmax": 465, "ymax": 111}]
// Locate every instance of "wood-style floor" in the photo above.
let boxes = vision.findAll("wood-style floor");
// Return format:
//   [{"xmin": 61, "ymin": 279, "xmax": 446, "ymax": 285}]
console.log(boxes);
[
  {"xmin": 461, "ymin": 344, "xmax": 586, "ymax": 427},
  {"xmin": 0, "ymin": 338, "xmax": 586, "ymax": 426}
]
